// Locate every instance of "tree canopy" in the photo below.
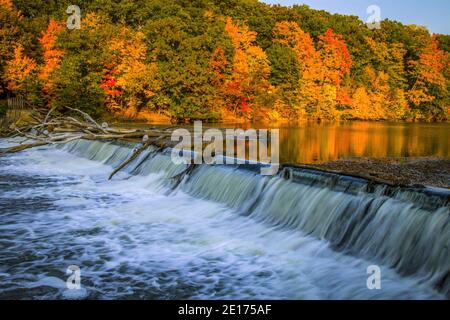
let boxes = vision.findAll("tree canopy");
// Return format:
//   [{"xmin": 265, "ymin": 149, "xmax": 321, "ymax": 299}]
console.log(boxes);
[{"xmin": 1, "ymin": 0, "xmax": 449, "ymax": 122}]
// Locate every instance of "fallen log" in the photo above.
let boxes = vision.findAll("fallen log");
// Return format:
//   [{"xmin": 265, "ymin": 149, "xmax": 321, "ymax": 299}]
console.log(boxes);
[
  {"xmin": 65, "ymin": 106, "xmax": 109, "ymax": 134},
  {"xmin": 170, "ymin": 163, "xmax": 199, "ymax": 189},
  {"xmin": 0, "ymin": 141, "xmax": 50, "ymax": 154},
  {"xmin": 0, "ymin": 105, "xmax": 187, "ymax": 184},
  {"xmin": 108, "ymin": 134, "xmax": 170, "ymax": 180}
]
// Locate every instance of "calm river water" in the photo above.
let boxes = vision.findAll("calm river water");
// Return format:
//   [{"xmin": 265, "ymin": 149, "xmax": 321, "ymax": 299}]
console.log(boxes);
[{"xmin": 130, "ymin": 121, "xmax": 450, "ymax": 163}]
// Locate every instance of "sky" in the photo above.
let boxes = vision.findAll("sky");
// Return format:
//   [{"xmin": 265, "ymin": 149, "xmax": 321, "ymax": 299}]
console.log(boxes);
[{"xmin": 262, "ymin": 0, "xmax": 450, "ymax": 34}]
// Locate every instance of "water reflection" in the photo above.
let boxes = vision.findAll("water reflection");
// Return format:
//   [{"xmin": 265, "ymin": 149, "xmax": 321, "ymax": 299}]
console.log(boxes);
[
  {"xmin": 124, "ymin": 121, "xmax": 450, "ymax": 164},
  {"xmin": 275, "ymin": 122, "xmax": 450, "ymax": 163},
  {"xmin": 206, "ymin": 121, "xmax": 450, "ymax": 164}
]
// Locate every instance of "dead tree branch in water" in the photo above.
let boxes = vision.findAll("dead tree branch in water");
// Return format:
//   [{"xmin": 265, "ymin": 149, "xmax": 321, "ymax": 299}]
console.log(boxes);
[
  {"xmin": 108, "ymin": 133, "xmax": 170, "ymax": 180},
  {"xmin": 0, "ymin": 106, "xmax": 180, "ymax": 181}
]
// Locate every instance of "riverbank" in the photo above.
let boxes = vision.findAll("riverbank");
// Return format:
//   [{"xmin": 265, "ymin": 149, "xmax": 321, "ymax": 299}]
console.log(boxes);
[
  {"xmin": 311, "ymin": 157, "xmax": 450, "ymax": 189},
  {"xmin": 2, "ymin": 112, "xmax": 449, "ymax": 189}
]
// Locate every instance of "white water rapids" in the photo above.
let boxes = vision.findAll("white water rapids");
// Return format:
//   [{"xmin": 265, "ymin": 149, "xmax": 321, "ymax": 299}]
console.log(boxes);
[{"xmin": 0, "ymin": 138, "xmax": 448, "ymax": 299}]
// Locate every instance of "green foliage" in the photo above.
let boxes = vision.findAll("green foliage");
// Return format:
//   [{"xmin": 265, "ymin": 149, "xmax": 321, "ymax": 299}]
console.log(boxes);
[
  {"xmin": 436, "ymin": 34, "xmax": 450, "ymax": 53},
  {"xmin": 0, "ymin": 0, "xmax": 449, "ymax": 122},
  {"xmin": 50, "ymin": 17, "xmax": 115, "ymax": 116},
  {"xmin": 0, "ymin": 100, "xmax": 7, "ymax": 117}
]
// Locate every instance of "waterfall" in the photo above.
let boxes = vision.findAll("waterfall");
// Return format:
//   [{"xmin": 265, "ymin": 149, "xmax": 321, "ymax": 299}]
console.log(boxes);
[{"xmin": 58, "ymin": 139, "xmax": 450, "ymax": 297}]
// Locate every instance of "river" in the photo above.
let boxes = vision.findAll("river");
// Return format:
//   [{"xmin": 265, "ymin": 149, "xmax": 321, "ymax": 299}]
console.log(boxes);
[{"xmin": 0, "ymin": 122, "xmax": 449, "ymax": 299}]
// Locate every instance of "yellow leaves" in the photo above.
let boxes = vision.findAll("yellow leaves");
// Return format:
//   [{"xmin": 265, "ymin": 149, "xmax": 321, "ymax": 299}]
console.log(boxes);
[
  {"xmin": 117, "ymin": 60, "xmax": 158, "ymax": 96},
  {"xmin": 222, "ymin": 17, "xmax": 271, "ymax": 115},
  {"xmin": 350, "ymin": 86, "xmax": 388, "ymax": 120},
  {"xmin": 351, "ymin": 87, "xmax": 379, "ymax": 120},
  {"xmin": 246, "ymin": 45, "xmax": 271, "ymax": 78},
  {"xmin": 273, "ymin": 21, "xmax": 314, "ymax": 55},
  {"xmin": 82, "ymin": 12, "xmax": 106, "ymax": 31},
  {"xmin": 446, "ymin": 105, "xmax": 450, "ymax": 117},
  {"xmin": 365, "ymin": 36, "xmax": 389, "ymax": 61},
  {"xmin": 390, "ymin": 43, "xmax": 407, "ymax": 63},
  {"xmin": 274, "ymin": 21, "xmax": 318, "ymax": 69},
  {"xmin": 408, "ymin": 88, "xmax": 433, "ymax": 106},
  {"xmin": 109, "ymin": 29, "xmax": 147, "ymax": 63},
  {"xmin": 109, "ymin": 30, "xmax": 153, "ymax": 93},
  {"xmin": 203, "ymin": 10, "xmax": 215, "ymax": 20},
  {"xmin": 232, "ymin": 48, "xmax": 249, "ymax": 76},
  {"xmin": 272, "ymin": 98, "xmax": 291, "ymax": 119},
  {"xmin": 225, "ymin": 17, "xmax": 257, "ymax": 50},
  {"xmin": 104, "ymin": 27, "xmax": 160, "ymax": 111},
  {"xmin": 349, "ymin": 67, "xmax": 392, "ymax": 120},
  {"xmin": 365, "ymin": 37, "xmax": 407, "ymax": 86},
  {"xmin": 407, "ymin": 37, "xmax": 448, "ymax": 109},
  {"xmin": 370, "ymin": 69, "xmax": 390, "ymax": 92},
  {"xmin": 389, "ymin": 88, "xmax": 409, "ymax": 118},
  {"xmin": 3, "ymin": 44, "xmax": 36, "ymax": 92},
  {"xmin": 317, "ymin": 84, "xmax": 339, "ymax": 119},
  {"xmin": 417, "ymin": 38, "xmax": 446, "ymax": 87},
  {"xmin": 274, "ymin": 21, "xmax": 346, "ymax": 118}
]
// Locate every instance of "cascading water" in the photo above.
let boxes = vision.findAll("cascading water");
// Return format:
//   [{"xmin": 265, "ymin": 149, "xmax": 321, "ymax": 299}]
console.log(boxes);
[{"xmin": 0, "ymin": 138, "xmax": 449, "ymax": 299}]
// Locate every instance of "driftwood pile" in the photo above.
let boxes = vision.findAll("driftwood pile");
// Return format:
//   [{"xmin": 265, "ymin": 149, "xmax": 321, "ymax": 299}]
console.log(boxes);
[{"xmin": 0, "ymin": 106, "xmax": 179, "ymax": 179}]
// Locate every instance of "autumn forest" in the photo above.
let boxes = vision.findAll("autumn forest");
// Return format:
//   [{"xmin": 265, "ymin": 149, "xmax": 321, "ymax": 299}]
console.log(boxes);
[{"xmin": 1, "ymin": 0, "xmax": 449, "ymax": 123}]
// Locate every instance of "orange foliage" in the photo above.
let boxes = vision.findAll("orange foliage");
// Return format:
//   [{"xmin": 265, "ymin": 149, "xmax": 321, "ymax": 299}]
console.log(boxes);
[
  {"xmin": 3, "ymin": 44, "xmax": 36, "ymax": 92},
  {"xmin": 223, "ymin": 17, "xmax": 271, "ymax": 115},
  {"xmin": 274, "ymin": 21, "xmax": 321, "ymax": 78},
  {"xmin": 273, "ymin": 21, "xmax": 323, "ymax": 116},
  {"xmin": 337, "ymin": 87, "xmax": 352, "ymax": 106},
  {"xmin": 38, "ymin": 20, "xmax": 64, "ymax": 96},
  {"xmin": 209, "ymin": 47, "xmax": 228, "ymax": 87},
  {"xmin": 0, "ymin": 0, "xmax": 13, "ymax": 11},
  {"xmin": 83, "ymin": 12, "xmax": 104, "ymax": 31},
  {"xmin": 408, "ymin": 37, "xmax": 448, "ymax": 107},
  {"xmin": 317, "ymin": 29, "xmax": 352, "ymax": 118},
  {"xmin": 416, "ymin": 37, "xmax": 446, "ymax": 87},
  {"xmin": 274, "ymin": 22, "xmax": 355, "ymax": 119},
  {"xmin": 0, "ymin": 0, "xmax": 21, "ymax": 20},
  {"xmin": 319, "ymin": 29, "xmax": 352, "ymax": 86},
  {"xmin": 274, "ymin": 23, "xmax": 355, "ymax": 119}
]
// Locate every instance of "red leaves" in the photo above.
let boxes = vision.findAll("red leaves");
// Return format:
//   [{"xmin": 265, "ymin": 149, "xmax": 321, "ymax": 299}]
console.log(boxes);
[
  {"xmin": 100, "ymin": 66, "xmax": 122, "ymax": 97},
  {"xmin": 238, "ymin": 97, "xmax": 253, "ymax": 114}
]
